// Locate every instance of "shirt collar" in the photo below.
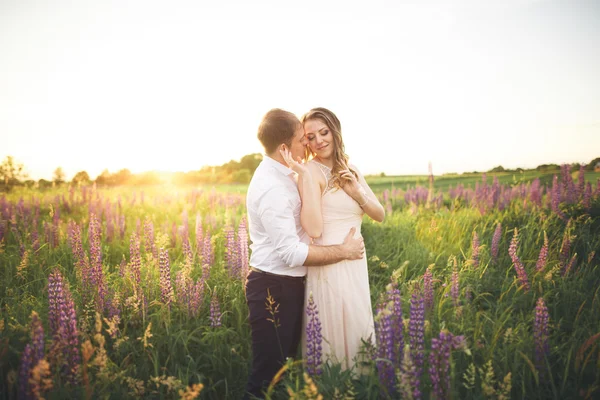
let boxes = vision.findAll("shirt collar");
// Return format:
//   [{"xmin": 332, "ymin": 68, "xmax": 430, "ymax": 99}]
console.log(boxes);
[{"xmin": 263, "ymin": 155, "xmax": 295, "ymax": 178}]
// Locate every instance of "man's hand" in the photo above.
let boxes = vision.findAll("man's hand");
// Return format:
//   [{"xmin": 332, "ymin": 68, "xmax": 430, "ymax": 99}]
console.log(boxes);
[{"xmin": 342, "ymin": 227, "xmax": 365, "ymax": 260}]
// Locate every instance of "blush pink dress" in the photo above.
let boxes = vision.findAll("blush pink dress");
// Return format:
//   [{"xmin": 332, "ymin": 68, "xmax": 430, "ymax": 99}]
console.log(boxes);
[{"xmin": 301, "ymin": 160, "xmax": 376, "ymax": 371}]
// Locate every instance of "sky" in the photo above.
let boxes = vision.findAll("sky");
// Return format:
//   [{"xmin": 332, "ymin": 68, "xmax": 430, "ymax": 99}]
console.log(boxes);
[{"xmin": 1, "ymin": 0, "xmax": 599, "ymax": 180}]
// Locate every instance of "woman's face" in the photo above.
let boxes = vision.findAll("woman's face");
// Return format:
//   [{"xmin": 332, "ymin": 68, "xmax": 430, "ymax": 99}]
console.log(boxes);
[{"xmin": 304, "ymin": 118, "xmax": 334, "ymax": 160}]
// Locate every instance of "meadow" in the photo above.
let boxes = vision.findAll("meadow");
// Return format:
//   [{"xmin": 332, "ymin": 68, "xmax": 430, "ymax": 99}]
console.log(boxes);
[{"xmin": 1, "ymin": 167, "xmax": 599, "ymax": 399}]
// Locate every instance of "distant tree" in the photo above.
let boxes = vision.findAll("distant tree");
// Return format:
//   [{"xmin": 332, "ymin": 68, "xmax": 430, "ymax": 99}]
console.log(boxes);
[
  {"xmin": 585, "ymin": 157, "xmax": 600, "ymax": 171},
  {"xmin": 53, "ymin": 167, "xmax": 66, "ymax": 185},
  {"xmin": 239, "ymin": 153, "xmax": 263, "ymax": 175},
  {"xmin": 379, "ymin": 172, "xmax": 386, "ymax": 177},
  {"xmin": 95, "ymin": 169, "xmax": 112, "ymax": 186},
  {"xmin": 24, "ymin": 179, "xmax": 36, "ymax": 188},
  {"xmin": 570, "ymin": 163, "xmax": 581, "ymax": 172},
  {"xmin": 72, "ymin": 171, "xmax": 91, "ymax": 186},
  {"xmin": 38, "ymin": 179, "xmax": 52, "ymax": 189},
  {"xmin": 0, "ymin": 156, "xmax": 27, "ymax": 191},
  {"xmin": 489, "ymin": 165, "xmax": 505, "ymax": 173},
  {"xmin": 232, "ymin": 169, "xmax": 252, "ymax": 184},
  {"xmin": 113, "ymin": 169, "xmax": 132, "ymax": 185},
  {"xmin": 536, "ymin": 164, "xmax": 560, "ymax": 172}
]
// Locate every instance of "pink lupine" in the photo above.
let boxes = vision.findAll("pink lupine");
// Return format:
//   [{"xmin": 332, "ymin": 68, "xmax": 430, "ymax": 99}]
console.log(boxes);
[
  {"xmin": 535, "ymin": 232, "xmax": 549, "ymax": 272},
  {"xmin": 508, "ymin": 228, "xmax": 530, "ymax": 291}
]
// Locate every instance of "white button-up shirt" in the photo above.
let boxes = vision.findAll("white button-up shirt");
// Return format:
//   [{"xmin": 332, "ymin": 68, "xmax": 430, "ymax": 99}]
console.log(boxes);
[{"xmin": 246, "ymin": 155, "xmax": 309, "ymax": 277}]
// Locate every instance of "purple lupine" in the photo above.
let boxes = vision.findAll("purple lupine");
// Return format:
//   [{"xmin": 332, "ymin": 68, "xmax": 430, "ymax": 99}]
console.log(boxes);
[
  {"xmin": 409, "ymin": 288, "xmax": 425, "ymax": 399},
  {"xmin": 534, "ymin": 297, "xmax": 550, "ymax": 382},
  {"xmin": 159, "ymin": 248, "xmax": 174, "ymax": 306},
  {"xmin": 202, "ymin": 233, "xmax": 213, "ymax": 268},
  {"xmin": 508, "ymin": 228, "xmax": 530, "ymax": 291},
  {"xmin": 182, "ymin": 235, "xmax": 193, "ymax": 267},
  {"xmin": 224, "ymin": 225, "xmax": 239, "ymax": 278},
  {"xmin": 190, "ymin": 278, "xmax": 205, "ymax": 317},
  {"xmin": 88, "ymin": 213, "xmax": 106, "ymax": 311},
  {"xmin": 129, "ymin": 233, "xmax": 142, "ymax": 287},
  {"xmin": 428, "ymin": 330, "xmax": 454, "ymax": 400},
  {"xmin": 535, "ymin": 232, "xmax": 549, "ymax": 272},
  {"xmin": 18, "ymin": 311, "xmax": 46, "ymax": 400},
  {"xmin": 175, "ymin": 270, "xmax": 191, "ymax": 310},
  {"xmin": 471, "ymin": 231, "xmax": 480, "ymax": 268},
  {"xmin": 451, "ymin": 259, "xmax": 459, "ymax": 307},
  {"xmin": 375, "ymin": 300, "xmax": 395, "ymax": 395},
  {"xmin": 18, "ymin": 344, "xmax": 35, "ymax": 400},
  {"xmin": 209, "ymin": 291, "xmax": 222, "ymax": 328},
  {"xmin": 578, "ymin": 164, "xmax": 586, "ymax": 199},
  {"xmin": 238, "ymin": 217, "xmax": 249, "ymax": 279},
  {"xmin": 48, "ymin": 269, "xmax": 80, "ymax": 384},
  {"xmin": 491, "ymin": 223, "xmax": 502, "ymax": 264},
  {"xmin": 389, "ymin": 282, "xmax": 404, "ymax": 367},
  {"xmin": 195, "ymin": 213, "xmax": 204, "ymax": 257},
  {"xmin": 423, "ymin": 268, "xmax": 434, "ymax": 312},
  {"xmin": 143, "ymin": 217, "xmax": 156, "ymax": 259},
  {"xmin": 305, "ymin": 293, "xmax": 323, "ymax": 376}
]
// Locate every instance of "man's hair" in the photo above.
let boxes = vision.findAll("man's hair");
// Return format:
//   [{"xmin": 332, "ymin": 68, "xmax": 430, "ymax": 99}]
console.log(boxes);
[{"xmin": 257, "ymin": 108, "xmax": 300, "ymax": 155}]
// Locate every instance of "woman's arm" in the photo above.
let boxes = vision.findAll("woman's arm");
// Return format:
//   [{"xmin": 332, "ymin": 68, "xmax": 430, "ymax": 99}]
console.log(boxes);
[
  {"xmin": 298, "ymin": 162, "xmax": 324, "ymax": 238},
  {"xmin": 341, "ymin": 164, "xmax": 385, "ymax": 223},
  {"xmin": 280, "ymin": 149, "xmax": 324, "ymax": 238}
]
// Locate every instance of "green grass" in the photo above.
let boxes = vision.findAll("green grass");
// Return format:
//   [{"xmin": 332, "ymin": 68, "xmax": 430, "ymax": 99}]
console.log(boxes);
[{"xmin": 1, "ymin": 179, "xmax": 599, "ymax": 399}]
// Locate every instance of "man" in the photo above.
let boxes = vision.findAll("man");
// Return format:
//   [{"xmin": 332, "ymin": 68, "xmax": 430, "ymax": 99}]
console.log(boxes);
[{"xmin": 243, "ymin": 108, "xmax": 365, "ymax": 399}]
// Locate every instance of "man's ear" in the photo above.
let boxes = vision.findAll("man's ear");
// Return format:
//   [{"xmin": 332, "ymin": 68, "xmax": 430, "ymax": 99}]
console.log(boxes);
[{"xmin": 280, "ymin": 143, "xmax": 288, "ymax": 152}]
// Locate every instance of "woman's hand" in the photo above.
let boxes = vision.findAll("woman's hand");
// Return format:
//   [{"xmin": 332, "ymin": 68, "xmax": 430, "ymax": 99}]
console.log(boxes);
[
  {"xmin": 280, "ymin": 147, "xmax": 308, "ymax": 177},
  {"xmin": 340, "ymin": 169, "xmax": 368, "ymax": 204}
]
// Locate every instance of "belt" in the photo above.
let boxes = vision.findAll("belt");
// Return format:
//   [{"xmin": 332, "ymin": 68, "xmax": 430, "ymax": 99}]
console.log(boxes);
[{"xmin": 250, "ymin": 267, "xmax": 305, "ymax": 280}]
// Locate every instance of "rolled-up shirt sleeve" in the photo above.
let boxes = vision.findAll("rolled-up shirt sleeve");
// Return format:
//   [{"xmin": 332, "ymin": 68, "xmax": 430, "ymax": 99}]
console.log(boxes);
[{"xmin": 258, "ymin": 188, "xmax": 309, "ymax": 268}]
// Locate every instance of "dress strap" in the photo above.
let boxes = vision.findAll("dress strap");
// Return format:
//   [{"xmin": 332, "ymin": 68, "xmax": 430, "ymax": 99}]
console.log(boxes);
[{"xmin": 310, "ymin": 160, "xmax": 336, "ymax": 196}]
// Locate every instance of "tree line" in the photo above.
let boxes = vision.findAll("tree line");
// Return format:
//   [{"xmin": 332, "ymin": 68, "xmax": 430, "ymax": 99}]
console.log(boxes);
[{"xmin": 1, "ymin": 154, "xmax": 599, "ymax": 191}]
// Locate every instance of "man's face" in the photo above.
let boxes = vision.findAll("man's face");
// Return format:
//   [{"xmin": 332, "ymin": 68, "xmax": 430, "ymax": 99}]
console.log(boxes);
[{"xmin": 288, "ymin": 123, "xmax": 308, "ymax": 162}]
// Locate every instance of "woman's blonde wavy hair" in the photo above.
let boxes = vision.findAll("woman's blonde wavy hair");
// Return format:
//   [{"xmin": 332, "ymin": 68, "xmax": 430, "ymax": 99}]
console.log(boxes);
[{"xmin": 301, "ymin": 107, "xmax": 358, "ymax": 189}]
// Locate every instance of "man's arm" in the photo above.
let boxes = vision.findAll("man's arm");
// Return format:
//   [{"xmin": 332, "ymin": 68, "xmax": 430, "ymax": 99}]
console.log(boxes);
[{"xmin": 304, "ymin": 227, "xmax": 364, "ymax": 266}]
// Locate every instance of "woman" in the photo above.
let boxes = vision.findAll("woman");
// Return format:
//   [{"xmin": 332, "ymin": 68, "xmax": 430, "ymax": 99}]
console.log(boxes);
[{"xmin": 282, "ymin": 107, "xmax": 385, "ymax": 371}]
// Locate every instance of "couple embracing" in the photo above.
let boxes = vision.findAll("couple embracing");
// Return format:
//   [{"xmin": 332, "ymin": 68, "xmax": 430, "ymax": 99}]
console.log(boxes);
[{"xmin": 243, "ymin": 107, "xmax": 385, "ymax": 399}]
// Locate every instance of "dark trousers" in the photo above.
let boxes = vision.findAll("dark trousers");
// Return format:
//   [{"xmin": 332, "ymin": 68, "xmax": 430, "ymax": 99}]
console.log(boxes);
[{"xmin": 243, "ymin": 270, "xmax": 305, "ymax": 399}]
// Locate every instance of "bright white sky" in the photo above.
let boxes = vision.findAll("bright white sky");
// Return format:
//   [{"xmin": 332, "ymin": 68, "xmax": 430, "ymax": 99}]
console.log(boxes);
[{"xmin": 1, "ymin": 0, "xmax": 599, "ymax": 180}]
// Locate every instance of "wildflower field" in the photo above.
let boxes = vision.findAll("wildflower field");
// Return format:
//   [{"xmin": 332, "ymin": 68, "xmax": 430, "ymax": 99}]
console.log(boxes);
[{"xmin": 1, "ymin": 167, "xmax": 600, "ymax": 399}]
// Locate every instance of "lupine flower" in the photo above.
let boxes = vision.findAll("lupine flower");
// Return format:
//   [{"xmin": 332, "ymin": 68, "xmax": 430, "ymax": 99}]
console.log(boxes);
[
  {"xmin": 508, "ymin": 228, "xmax": 530, "ymax": 291},
  {"xmin": 397, "ymin": 345, "xmax": 418, "ymax": 400},
  {"xmin": 389, "ymin": 282, "xmax": 404, "ymax": 366},
  {"xmin": 159, "ymin": 248, "xmax": 174, "ymax": 306},
  {"xmin": 143, "ymin": 217, "xmax": 156, "ymax": 259},
  {"xmin": 428, "ymin": 330, "xmax": 454, "ymax": 400},
  {"xmin": 209, "ymin": 291, "xmax": 222, "ymax": 328},
  {"xmin": 305, "ymin": 293, "xmax": 323, "ymax": 376},
  {"xmin": 471, "ymin": 232, "xmax": 480, "ymax": 268},
  {"xmin": 534, "ymin": 298, "xmax": 549, "ymax": 381},
  {"xmin": 88, "ymin": 213, "xmax": 106, "ymax": 311},
  {"xmin": 238, "ymin": 217, "xmax": 249, "ymax": 279},
  {"xmin": 409, "ymin": 288, "xmax": 425, "ymax": 399},
  {"xmin": 18, "ymin": 311, "xmax": 46, "ymax": 400},
  {"xmin": 195, "ymin": 213, "xmax": 204, "ymax": 256},
  {"xmin": 451, "ymin": 258, "xmax": 459, "ymax": 307},
  {"xmin": 423, "ymin": 268, "xmax": 434, "ymax": 311},
  {"xmin": 375, "ymin": 300, "xmax": 394, "ymax": 394},
  {"xmin": 491, "ymin": 223, "xmax": 502, "ymax": 264},
  {"xmin": 535, "ymin": 232, "xmax": 549, "ymax": 272},
  {"xmin": 129, "ymin": 233, "xmax": 142, "ymax": 287},
  {"xmin": 48, "ymin": 269, "xmax": 80, "ymax": 384},
  {"xmin": 182, "ymin": 236, "xmax": 193, "ymax": 267},
  {"xmin": 170, "ymin": 221, "xmax": 178, "ymax": 248},
  {"xmin": 202, "ymin": 233, "xmax": 213, "ymax": 268},
  {"xmin": 190, "ymin": 279, "xmax": 205, "ymax": 317}
]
